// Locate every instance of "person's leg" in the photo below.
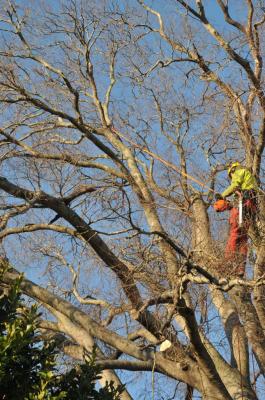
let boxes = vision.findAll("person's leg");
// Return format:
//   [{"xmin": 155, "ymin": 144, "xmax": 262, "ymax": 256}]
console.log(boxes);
[
  {"xmin": 225, "ymin": 207, "xmax": 248, "ymax": 277},
  {"xmin": 225, "ymin": 207, "xmax": 239, "ymax": 256},
  {"xmin": 236, "ymin": 230, "xmax": 248, "ymax": 276}
]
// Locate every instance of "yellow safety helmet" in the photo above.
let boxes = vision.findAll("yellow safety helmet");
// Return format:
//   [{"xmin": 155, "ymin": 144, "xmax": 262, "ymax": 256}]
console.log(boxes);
[{"xmin": 228, "ymin": 162, "xmax": 241, "ymax": 177}]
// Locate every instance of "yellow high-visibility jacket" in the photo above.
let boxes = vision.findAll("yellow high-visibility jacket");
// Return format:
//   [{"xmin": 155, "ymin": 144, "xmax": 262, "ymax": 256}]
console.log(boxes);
[{"xmin": 222, "ymin": 167, "xmax": 258, "ymax": 198}]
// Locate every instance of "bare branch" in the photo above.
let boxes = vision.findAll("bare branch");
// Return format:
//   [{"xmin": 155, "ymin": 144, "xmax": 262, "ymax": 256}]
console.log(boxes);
[{"xmin": 216, "ymin": 0, "xmax": 245, "ymax": 32}]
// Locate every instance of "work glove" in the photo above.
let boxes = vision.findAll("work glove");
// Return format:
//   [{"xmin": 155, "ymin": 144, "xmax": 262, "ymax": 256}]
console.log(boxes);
[{"xmin": 215, "ymin": 193, "xmax": 223, "ymax": 201}]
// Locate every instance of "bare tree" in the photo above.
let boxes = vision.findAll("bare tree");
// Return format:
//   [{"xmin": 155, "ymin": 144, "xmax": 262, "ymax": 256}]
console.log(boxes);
[{"xmin": 0, "ymin": 0, "xmax": 265, "ymax": 398}]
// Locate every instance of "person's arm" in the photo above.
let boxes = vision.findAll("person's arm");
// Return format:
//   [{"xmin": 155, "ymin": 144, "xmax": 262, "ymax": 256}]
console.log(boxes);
[{"xmin": 221, "ymin": 169, "xmax": 245, "ymax": 198}]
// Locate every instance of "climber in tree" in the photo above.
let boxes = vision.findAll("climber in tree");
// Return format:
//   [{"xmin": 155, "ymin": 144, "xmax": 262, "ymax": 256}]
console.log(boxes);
[{"xmin": 214, "ymin": 162, "xmax": 258, "ymax": 277}]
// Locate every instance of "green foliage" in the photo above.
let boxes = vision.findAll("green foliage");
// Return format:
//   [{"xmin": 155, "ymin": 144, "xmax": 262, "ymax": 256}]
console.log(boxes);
[
  {"xmin": 0, "ymin": 275, "xmax": 124, "ymax": 400},
  {"xmin": 55, "ymin": 356, "xmax": 125, "ymax": 400}
]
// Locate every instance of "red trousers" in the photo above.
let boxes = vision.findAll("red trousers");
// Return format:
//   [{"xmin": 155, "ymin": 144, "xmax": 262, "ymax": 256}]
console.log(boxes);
[
  {"xmin": 225, "ymin": 207, "xmax": 248, "ymax": 256},
  {"xmin": 225, "ymin": 200, "xmax": 256, "ymax": 275}
]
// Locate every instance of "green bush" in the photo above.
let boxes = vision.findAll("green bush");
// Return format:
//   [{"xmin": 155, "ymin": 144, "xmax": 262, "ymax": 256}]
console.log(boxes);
[{"xmin": 0, "ymin": 277, "xmax": 123, "ymax": 400}]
